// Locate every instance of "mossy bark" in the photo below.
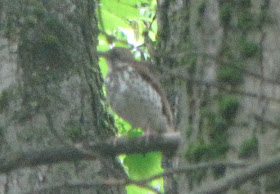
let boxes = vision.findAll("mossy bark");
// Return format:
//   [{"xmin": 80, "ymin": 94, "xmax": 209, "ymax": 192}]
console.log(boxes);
[
  {"xmin": 156, "ymin": 0, "xmax": 280, "ymax": 193},
  {"xmin": 0, "ymin": 0, "xmax": 124, "ymax": 193}
]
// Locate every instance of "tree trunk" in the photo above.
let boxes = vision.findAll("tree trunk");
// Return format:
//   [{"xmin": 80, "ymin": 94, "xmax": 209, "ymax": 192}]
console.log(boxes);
[
  {"xmin": 157, "ymin": 0, "xmax": 280, "ymax": 193},
  {"xmin": 0, "ymin": 0, "xmax": 125, "ymax": 193}
]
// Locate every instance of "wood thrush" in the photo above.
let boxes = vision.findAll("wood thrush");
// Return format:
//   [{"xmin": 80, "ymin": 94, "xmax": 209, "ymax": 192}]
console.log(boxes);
[{"xmin": 101, "ymin": 47, "xmax": 174, "ymax": 134}]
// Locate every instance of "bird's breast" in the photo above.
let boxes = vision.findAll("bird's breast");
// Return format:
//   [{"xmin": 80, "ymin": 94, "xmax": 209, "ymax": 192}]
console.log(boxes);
[{"xmin": 105, "ymin": 67, "xmax": 164, "ymax": 130}]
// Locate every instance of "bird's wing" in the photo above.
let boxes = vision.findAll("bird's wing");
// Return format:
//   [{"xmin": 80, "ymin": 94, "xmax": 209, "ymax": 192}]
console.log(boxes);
[{"xmin": 132, "ymin": 61, "xmax": 174, "ymax": 131}]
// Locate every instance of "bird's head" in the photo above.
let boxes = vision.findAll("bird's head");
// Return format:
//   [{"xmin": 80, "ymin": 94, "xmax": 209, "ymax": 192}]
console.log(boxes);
[{"xmin": 99, "ymin": 47, "xmax": 135, "ymax": 69}]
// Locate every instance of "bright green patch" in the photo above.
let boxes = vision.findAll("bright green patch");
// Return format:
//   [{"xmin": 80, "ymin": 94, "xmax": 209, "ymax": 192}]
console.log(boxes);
[{"xmin": 124, "ymin": 152, "xmax": 164, "ymax": 193}]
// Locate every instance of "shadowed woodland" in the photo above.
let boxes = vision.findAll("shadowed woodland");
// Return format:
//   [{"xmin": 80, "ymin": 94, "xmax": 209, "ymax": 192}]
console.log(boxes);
[{"xmin": 1, "ymin": 0, "xmax": 280, "ymax": 193}]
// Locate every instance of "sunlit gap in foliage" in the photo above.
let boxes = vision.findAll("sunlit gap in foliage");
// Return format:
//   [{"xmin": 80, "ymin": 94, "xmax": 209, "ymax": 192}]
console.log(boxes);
[{"xmin": 97, "ymin": 1, "xmax": 163, "ymax": 194}]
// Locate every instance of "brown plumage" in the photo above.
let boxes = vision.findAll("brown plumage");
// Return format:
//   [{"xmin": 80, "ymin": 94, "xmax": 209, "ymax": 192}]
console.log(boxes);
[{"xmin": 102, "ymin": 47, "xmax": 174, "ymax": 134}]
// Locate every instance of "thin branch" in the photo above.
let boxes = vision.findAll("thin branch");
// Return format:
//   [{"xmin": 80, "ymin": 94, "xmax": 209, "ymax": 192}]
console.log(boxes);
[
  {"xmin": 25, "ymin": 180, "xmax": 125, "ymax": 194},
  {"xmin": 162, "ymin": 68, "xmax": 280, "ymax": 103},
  {"xmin": 29, "ymin": 160, "xmax": 245, "ymax": 194},
  {"xmin": 168, "ymin": 50, "xmax": 280, "ymax": 86},
  {"xmin": 84, "ymin": 132, "xmax": 181, "ymax": 156},
  {"xmin": 192, "ymin": 154, "xmax": 280, "ymax": 193},
  {"xmin": 130, "ymin": 183, "xmax": 162, "ymax": 194},
  {"xmin": 7, "ymin": 128, "xmax": 280, "ymax": 193},
  {"xmin": 132, "ymin": 161, "xmax": 248, "ymax": 185},
  {"xmin": 253, "ymin": 114, "xmax": 280, "ymax": 130},
  {"xmin": 29, "ymin": 179, "xmax": 162, "ymax": 194},
  {"xmin": 0, "ymin": 133, "xmax": 180, "ymax": 174},
  {"xmin": 0, "ymin": 146, "xmax": 92, "ymax": 174},
  {"xmin": 233, "ymin": 65, "xmax": 280, "ymax": 86},
  {"xmin": 29, "ymin": 160, "xmax": 247, "ymax": 194}
]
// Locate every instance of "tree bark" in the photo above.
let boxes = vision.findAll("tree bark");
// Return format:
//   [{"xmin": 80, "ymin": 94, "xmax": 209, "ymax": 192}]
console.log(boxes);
[
  {"xmin": 0, "ymin": 0, "xmax": 125, "ymax": 193},
  {"xmin": 156, "ymin": 0, "xmax": 280, "ymax": 193}
]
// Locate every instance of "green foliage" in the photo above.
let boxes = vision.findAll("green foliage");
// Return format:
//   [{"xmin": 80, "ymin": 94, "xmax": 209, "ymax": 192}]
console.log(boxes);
[
  {"xmin": 201, "ymin": 107, "xmax": 215, "ymax": 121},
  {"xmin": 99, "ymin": 57, "xmax": 109, "ymax": 78},
  {"xmin": 102, "ymin": 0, "xmax": 142, "ymax": 22},
  {"xmin": 237, "ymin": 11, "xmax": 255, "ymax": 30},
  {"xmin": 201, "ymin": 106, "xmax": 230, "ymax": 164},
  {"xmin": 0, "ymin": 90, "xmax": 9, "ymax": 113},
  {"xmin": 186, "ymin": 141, "xmax": 210, "ymax": 182},
  {"xmin": 218, "ymin": 66, "xmax": 243, "ymax": 86},
  {"xmin": 124, "ymin": 152, "xmax": 164, "ymax": 193},
  {"xmin": 208, "ymin": 115, "xmax": 229, "ymax": 159},
  {"xmin": 114, "ymin": 115, "xmax": 136, "ymax": 136},
  {"xmin": 100, "ymin": 0, "xmax": 156, "ymax": 45},
  {"xmin": 99, "ymin": 1, "xmax": 160, "ymax": 193},
  {"xmin": 220, "ymin": 0, "xmax": 256, "ymax": 31},
  {"xmin": 126, "ymin": 185, "xmax": 156, "ymax": 194},
  {"xmin": 186, "ymin": 135, "xmax": 229, "ymax": 180},
  {"xmin": 186, "ymin": 141, "xmax": 211, "ymax": 162},
  {"xmin": 206, "ymin": 112, "xmax": 229, "ymax": 156},
  {"xmin": 210, "ymin": 134, "xmax": 229, "ymax": 158},
  {"xmin": 186, "ymin": 138, "xmax": 229, "ymax": 163},
  {"xmin": 239, "ymin": 38, "xmax": 259, "ymax": 58},
  {"xmin": 124, "ymin": 152, "xmax": 163, "ymax": 179},
  {"xmin": 208, "ymin": 116, "xmax": 227, "ymax": 135},
  {"xmin": 220, "ymin": 1, "xmax": 233, "ymax": 26},
  {"xmin": 239, "ymin": 136, "xmax": 258, "ymax": 159},
  {"xmin": 219, "ymin": 95, "xmax": 239, "ymax": 122}
]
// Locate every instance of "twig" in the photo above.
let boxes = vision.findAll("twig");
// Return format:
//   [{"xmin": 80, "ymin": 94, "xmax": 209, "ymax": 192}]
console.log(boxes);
[
  {"xmin": 192, "ymin": 154, "xmax": 280, "ymax": 193},
  {"xmin": 253, "ymin": 114, "xmax": 280, "ymax": 130}
]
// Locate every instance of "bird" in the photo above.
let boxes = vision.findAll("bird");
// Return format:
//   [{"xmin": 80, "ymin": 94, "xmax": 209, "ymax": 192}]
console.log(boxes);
[{"xmin": 100, "ymin": 47, "xmax": 174, "ymax": 135}]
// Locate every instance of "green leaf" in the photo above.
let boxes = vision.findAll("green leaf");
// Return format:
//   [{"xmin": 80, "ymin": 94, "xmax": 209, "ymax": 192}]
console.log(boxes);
[
  {"xmin": 102, "ymin": 0, "xmax": 141, "ymax": 19},
  {"xmin": 126, "ymin": 185, "xmax": 153, "ymax": 194},
  {"xmin": 115, "ymin": 116, "xmax": 135, "ymax": 135},
  {"xmin": 124, "ymin": 152, "xmax": 163, "ymax": 179},
  {"xmin": 98, "ymin": 57, "xmax": 108, "ymax": 78},
  {"xmin": 102, "ymin": 9, "xmax": 131, "ymax": 31},
  {"xmin": 97, "ymin": 34, "xmax": 111, "ymax": 51},
  {"xmin": 124, "ymin": 152, "xmax": 164, "ymax": 193}
]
